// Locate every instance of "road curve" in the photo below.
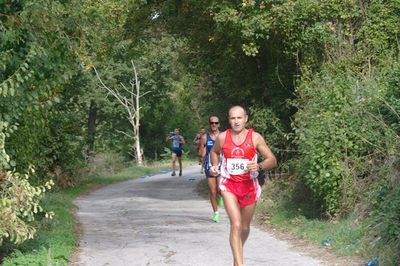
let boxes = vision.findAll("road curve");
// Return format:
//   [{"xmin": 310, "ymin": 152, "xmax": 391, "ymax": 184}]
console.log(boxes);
[{"xmin": 71, "ymin": 165, "xmax": 324, "ymax": 266}]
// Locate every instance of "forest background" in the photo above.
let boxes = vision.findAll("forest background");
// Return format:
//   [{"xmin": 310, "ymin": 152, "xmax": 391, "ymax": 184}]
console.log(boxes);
[{"xmin": 1, "ymin": 0, "xmax": 399, "ymax": 265}]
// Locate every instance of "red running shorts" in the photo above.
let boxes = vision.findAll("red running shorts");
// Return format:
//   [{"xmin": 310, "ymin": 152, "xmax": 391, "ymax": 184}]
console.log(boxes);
[{"xmin": 219, "ymin": 178, "xmax": 261, "ymax": 207}]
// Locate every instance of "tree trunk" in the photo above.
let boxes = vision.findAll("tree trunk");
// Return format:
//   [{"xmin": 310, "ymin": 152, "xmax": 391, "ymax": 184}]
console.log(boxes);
[{"xmin": 133, "ymin": 62, "xmax": 143, "ymax": 166}]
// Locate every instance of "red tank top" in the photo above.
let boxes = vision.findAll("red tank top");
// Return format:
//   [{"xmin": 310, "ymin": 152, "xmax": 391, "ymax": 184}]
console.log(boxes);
[{"xmin": 221, "ymin": 129, "xmax": 257, "ymax": 182}]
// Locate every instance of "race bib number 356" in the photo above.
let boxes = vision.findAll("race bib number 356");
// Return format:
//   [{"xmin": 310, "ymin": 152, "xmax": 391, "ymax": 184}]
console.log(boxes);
[{"xmin": 227, "ymin": 158, "xmax": 249, "ymax": 175}]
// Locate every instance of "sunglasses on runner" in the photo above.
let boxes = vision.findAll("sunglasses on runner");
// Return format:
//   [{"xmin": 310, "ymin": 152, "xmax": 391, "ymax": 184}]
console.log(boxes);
[{"xmin": 210, "ymin": 122, "xmax": 219, "ymax": 125}]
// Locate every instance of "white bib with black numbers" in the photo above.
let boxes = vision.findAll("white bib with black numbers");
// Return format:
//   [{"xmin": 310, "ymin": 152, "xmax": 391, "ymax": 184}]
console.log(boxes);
[{"xmin": 226, "ymin": 158, "xmax": 249, "ymax": 175}]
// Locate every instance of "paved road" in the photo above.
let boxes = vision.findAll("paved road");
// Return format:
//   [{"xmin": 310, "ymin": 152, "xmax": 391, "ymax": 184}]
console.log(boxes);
[{"xmin": 71, "ymin": 165, "xmax": 325, "ymax": 266}]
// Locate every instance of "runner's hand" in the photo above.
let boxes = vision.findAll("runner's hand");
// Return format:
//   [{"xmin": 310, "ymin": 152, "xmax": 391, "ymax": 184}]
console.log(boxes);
[
  {"xmin": 247, "ymin": 161, "xmax": 259, "ymax": 172},
  {"xmin": 210, "ymin": 165, "xmax": 220, "ymax": 177}
]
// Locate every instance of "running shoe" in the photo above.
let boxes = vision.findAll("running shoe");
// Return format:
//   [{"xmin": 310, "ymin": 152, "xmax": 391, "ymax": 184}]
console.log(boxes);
[
  {"xmin": 171, "ymin": 171, "xmax": 176, "ymax": 176},
  {"xmin": 212, "ymin": 212, "xmax": 220, "ymax": 222},
  {"xmin": 217, "ymin": 196, "xmax": 224, "ymax": 208},
  {"xmin": 179, "ymin": 170, "xmax": 182, "ymax": 176}
]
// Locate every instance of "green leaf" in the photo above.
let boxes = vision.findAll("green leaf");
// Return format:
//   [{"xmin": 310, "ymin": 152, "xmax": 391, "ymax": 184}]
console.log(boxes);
[
  {"xmin": 2, "ymin": 82, "xmax": 8, "ymax": 96},
  {"xmin": 9, "ymin": 86, "xmax": 15, "ymax": 96}
]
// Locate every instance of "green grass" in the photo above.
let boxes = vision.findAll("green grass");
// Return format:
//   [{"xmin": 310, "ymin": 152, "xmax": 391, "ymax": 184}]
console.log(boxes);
[
  {"xmin": 257, "ymin": 205, "xmax": 365, "ymax": 255},
  {"xmin": 254, "ymin": 180, "xmax": 394, "ymax": 265},
  {"xmin": 1, "ymin": 164, "xmax": 169, "ymax": 266}
]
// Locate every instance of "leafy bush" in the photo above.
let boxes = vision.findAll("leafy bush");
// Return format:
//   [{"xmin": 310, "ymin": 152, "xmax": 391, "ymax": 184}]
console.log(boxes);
[
  {"xmin": 292, "ymin": 59, "xmax": 400, "ymax": 261},
  {"xmin": 294, "ymin": 69, "xmax": 356, "ymax": 214},
  {"xmin": 359, "ymin": 63, "xmax": 400, "ymax": 265},
  {"xmin": 0, "ymin": 168, "xmax": 54, "ymax": 246},
  {"xmin": 293, "ymin": 64, "xmax": 399, "ymax": 216}
]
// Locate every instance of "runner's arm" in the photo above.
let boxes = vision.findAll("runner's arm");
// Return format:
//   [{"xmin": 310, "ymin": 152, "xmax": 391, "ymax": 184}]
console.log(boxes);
[
  {"xmin": 200, "ymin": 134, "xmax": 207, "ymax": 161},
  {"xmin": 210, "ymin": 133, "xmax": 224, "ymax": 176},
  {"xmin": 253, "ymin": 132, "xmax": 277, "ymax": 171}
]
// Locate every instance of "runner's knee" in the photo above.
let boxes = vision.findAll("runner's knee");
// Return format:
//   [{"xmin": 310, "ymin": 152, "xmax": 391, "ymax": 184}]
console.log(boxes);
[
  {"xmin": 231, "ymin": 221, "xmax": 242, "ymax": 233},
  {"xmin": 241, "ymin": 225, "xmax": 250, "ymax": 235},
  {"xmin": 210, "ymin": 188, "xmax": 218, "ymax": 198}
]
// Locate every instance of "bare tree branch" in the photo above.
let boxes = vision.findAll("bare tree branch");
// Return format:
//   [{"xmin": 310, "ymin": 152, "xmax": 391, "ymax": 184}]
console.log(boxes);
[
  {"xmin": 116, "ymin": 129, "xmax": 133, "ymax": 139},
  {"xmin": 93, "ymin": 61, "xmax": 151, "ymax": 166}
]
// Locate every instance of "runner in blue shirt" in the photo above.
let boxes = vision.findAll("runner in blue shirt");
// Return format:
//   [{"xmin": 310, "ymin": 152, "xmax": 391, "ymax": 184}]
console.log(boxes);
[
  {"xmin": 166, "ymin": 128, "xmax": 186, "ymax": 176},
  {"xmin": 200, "ymin": 116, "xmax": 223, "ymax": 222}
]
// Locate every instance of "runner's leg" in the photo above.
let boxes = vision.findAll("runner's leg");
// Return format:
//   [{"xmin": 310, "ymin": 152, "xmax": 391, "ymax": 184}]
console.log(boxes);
[
  {"xmin": 178, "ymin": 154, "xmax": 182, "ymax": 175},
  {"xmin": 240, "ymin": 202, "xmax": 256, "ymax": 245},
  {"xmin": 222, "ymin": 191, "xmax": 243, "ymax": 266},
  {"xmin": 171, "ymin": 153, "xmax": 177, "ymax": 175},
  {"xmin": 208, "ymin": 177, "xmax": 218, "ymax": 212}
]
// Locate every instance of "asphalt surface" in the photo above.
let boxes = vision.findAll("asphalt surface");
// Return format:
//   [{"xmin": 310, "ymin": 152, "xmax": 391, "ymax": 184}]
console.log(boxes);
[{"xmin": 71, "ymin": 165, "xmax": 325, "ymax": 266}]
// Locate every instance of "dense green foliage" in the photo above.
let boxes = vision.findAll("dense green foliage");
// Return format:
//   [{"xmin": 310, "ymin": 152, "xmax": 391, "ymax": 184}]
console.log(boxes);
[{"xmin": 1, "ymin": 0, "xmax": 399, "ymax": 264}]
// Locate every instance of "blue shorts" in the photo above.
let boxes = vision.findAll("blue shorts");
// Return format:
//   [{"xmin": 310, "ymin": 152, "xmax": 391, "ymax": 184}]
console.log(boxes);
[{"xmin": 171, "ymin": 147, "xmax": 182, "ymax": 157}]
